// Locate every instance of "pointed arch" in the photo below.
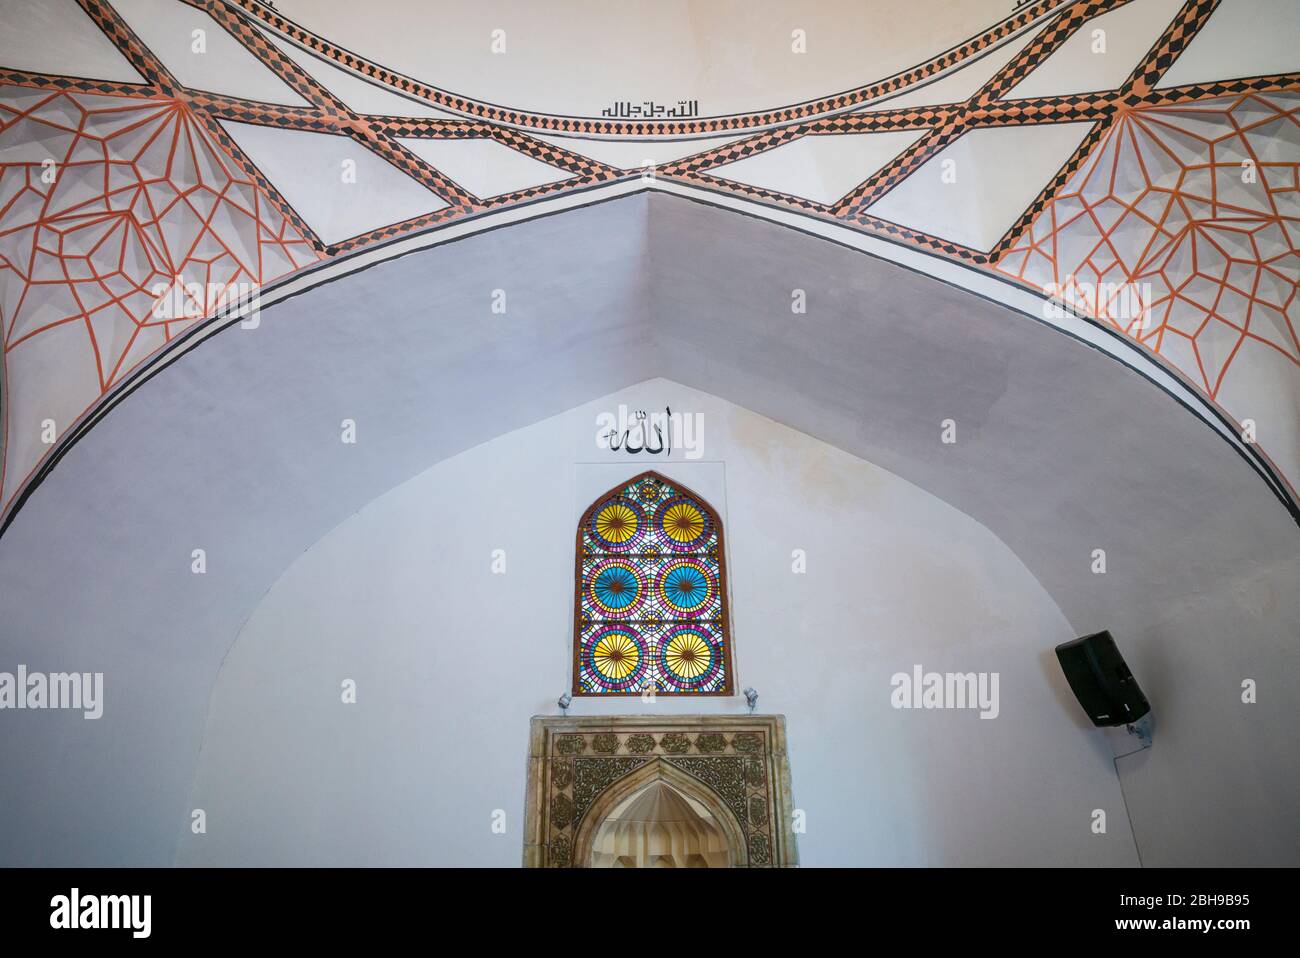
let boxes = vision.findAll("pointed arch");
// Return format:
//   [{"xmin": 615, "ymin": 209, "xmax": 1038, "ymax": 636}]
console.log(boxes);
[
  {"xmin": 572, "ymin": 470, "xmax": 734, "ymax": 695},
  {"xmin": 571, "ymin": 757, "xmax": 750, "ymax": 867}
]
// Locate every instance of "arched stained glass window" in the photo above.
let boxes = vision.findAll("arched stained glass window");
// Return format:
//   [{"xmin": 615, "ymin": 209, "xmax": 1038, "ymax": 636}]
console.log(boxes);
[{"xmin": 574, "ymin": 471, "xmax": 733, "ymax": 696}]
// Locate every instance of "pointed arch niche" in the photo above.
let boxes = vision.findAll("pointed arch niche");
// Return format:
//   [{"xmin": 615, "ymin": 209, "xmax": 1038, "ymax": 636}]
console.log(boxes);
[
  {"xmin": 573, "ymin": 470, "xmax": 733, "ymax": 696},
  {"xmin": 582, "ymin": 766, "xmax": 741, "ymax": 868},
  {"xmin": 524, "ymin": 715, "xmax": 798, "ymax": 868}
]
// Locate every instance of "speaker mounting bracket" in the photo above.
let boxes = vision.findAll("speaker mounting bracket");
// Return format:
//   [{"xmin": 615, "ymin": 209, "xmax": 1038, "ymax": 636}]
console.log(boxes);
[
  {"xmin": 1125, "ymin": 713, "xmax": 1152, "ymax": 749},
  {"xmin": 1107, "ymin": 712, "xmax": 1153, "ymax": 757}
]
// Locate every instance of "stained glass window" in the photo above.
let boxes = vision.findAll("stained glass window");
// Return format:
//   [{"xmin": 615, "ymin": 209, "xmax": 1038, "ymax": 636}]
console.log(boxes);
[{"xmin": 574, "ymin": 471, "xmax": 733, "ymax": 695}]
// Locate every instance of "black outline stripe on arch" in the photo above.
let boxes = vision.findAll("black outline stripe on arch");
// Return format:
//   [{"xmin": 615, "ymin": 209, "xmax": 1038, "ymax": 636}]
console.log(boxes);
[{"xmin": 1, "ymin": 183, "xmax": 1295, "ymax": 539}]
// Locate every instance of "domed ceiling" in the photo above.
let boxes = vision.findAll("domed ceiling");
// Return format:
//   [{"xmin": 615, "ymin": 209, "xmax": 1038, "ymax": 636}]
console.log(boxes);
[{"xmin": 1, "ymin": 0, "xmax": 1298, "ymax": 529}]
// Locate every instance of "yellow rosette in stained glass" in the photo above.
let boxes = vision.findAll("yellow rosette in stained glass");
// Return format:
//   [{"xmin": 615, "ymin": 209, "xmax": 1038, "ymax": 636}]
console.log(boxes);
[
  {"xmin": 585, "ymin": 627, "xmax": 649, "ymax": 692},
  {"xmin": 664, "ymin": 630, "xmax": 710, "ymax": 678},
  {"xmin": 658, "ymin": 497, "xmax": 708, "ymax": 551},
  {"xmin": 658, "ymin": 626, "xmax": 722, "ymax": 691},
  {"xmin": 590, "ymin": 498, "xmax": 643, "ymax": 551},
  {"xmin": 594, "ymin": 631, "xmax": 640, "ymax": 678}
]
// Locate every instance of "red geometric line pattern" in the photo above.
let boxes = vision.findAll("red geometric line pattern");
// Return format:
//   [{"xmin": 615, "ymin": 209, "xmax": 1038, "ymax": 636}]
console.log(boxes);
[
  {"xmin": 995, "ymin": 93, "xmax": 1300, "ymax": 399},
  {"xmin": 0, "ymin": 88, "xmax": 319, "ymax": 498},
  {"xmin": 980, "ymin": 0, "xmax": 1223, "ymax": 263},
  {"xmin": 71, "ymin": 0, "xmax": 325, "ymax": 250}
]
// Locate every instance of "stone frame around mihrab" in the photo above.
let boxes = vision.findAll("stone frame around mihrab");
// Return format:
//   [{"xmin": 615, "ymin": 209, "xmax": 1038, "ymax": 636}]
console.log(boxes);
[{"xmin": 523, "ymin": 714, "xmax": 798, "ymax": 867}]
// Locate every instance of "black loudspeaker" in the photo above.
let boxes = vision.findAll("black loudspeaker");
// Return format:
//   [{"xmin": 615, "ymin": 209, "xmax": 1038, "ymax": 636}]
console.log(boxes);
[{"xmin": 1055, "ymin": 630, "xmax": 1150, "ymax": 727}]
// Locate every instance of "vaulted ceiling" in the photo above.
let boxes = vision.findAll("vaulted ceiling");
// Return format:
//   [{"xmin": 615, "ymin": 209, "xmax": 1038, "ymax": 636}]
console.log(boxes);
[
  {"xmin": 1, "ymin": 0, "xmax": 1298, "ymax": 869},
  {"xmin": 2, "ymin": 0, "xmax": 1298, "ymax": 533}
]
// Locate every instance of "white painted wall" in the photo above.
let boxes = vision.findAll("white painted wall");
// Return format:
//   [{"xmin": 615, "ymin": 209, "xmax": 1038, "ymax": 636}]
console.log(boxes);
[
  {"xmin": 1105, "ymin": 553, "xmax": 1300, "ymax": 866},
  {"xmin": 177, "ymin": 380, "xmax": 1137, "ymax": 866}
]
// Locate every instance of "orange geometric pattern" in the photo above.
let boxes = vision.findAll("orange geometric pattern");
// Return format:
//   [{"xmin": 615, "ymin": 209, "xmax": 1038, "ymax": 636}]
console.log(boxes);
[
  {"xmin": 995, "ymin": 93, "xmax": 1300, "ymax": 398},
  {"xmin": 0, "ymin": 88, "xmax": 318, "ymax": 498}
]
